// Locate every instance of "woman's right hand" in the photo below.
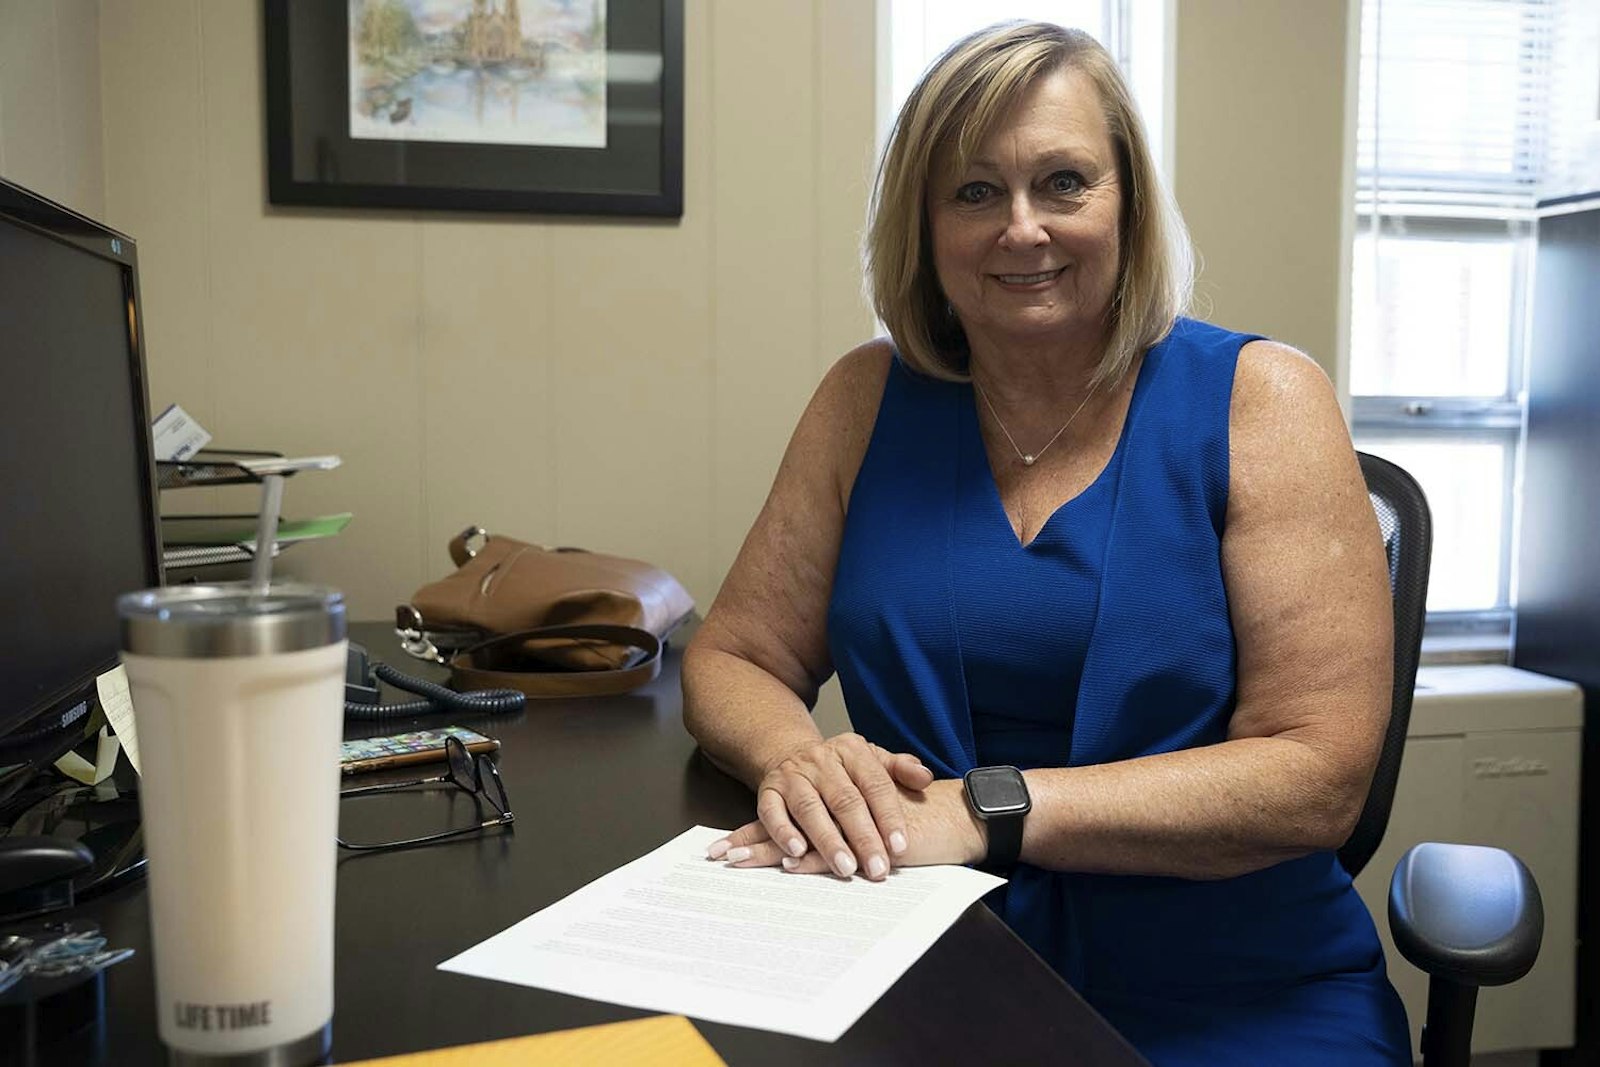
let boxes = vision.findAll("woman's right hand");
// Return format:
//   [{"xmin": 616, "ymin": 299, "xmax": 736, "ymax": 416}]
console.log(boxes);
[{"xmin": 709, "ymin": 733, "xmax": 935, "ymax": 880}]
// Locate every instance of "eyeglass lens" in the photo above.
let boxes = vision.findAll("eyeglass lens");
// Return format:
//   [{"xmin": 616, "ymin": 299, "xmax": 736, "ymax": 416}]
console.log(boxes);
[
  {"xmin": 477, "ymin": 758, "xmax": 510, "ymax": 816},
  {"xmin": 444, "ymin": 735, "xmax": 476, "ymax": 788}
]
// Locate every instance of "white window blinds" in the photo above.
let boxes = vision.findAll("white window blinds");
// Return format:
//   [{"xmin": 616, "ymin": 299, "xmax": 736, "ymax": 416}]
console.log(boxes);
[{"xmin": 1357, "ymin": 0, "xmax": 1600, "ymax": 210}]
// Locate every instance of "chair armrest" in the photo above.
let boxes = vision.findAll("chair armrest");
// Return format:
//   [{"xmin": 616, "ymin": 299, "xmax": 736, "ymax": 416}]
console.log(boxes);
[{"xmin": 1388, "ymin": 842, "xmax": 1543, "ymax": 987}]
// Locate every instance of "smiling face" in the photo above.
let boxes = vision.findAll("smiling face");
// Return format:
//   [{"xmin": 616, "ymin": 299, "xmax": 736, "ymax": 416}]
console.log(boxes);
[{"xmin": 926, "ymin": 66, "xmax": 1123, "ymax": 359}]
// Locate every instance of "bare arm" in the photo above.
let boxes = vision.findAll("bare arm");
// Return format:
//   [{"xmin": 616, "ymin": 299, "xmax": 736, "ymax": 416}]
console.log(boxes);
[
  {"xmin": 721, "ymin": 341, "xmax": 1393, "ymax": 881},
  {"xmin": 682, "ymin": 343, "xmax": 887, "ymax": 780},
  {"xmin": 1012, "ymin": 340, "xmax": 1392, "ymax": 879},
  {"xmin": 684, "ymin": 343, "xmax": 933, "ymax": 878}
]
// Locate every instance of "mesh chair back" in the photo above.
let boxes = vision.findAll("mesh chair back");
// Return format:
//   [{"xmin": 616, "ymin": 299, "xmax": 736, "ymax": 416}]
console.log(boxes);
[{"xmin": 1338, "ymin": 452, "xmax": 1432, "ymax": 878}]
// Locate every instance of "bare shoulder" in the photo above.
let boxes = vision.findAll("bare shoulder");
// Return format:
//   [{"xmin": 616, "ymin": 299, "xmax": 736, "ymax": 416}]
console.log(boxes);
[
  {"xmin": 1235, "ymin": 337, "xmax": 1329, "ymax": 386},
  {"xmin": 1228, "ymin": 339, "xmax": 1352, "ymax": 499},
  {"xmin": 822, "ymin": 336, "xmax": 895, "ymax": 394},
  {"xmin": 812, "ymin": 339, "xmax": 894, "ymax": 439},
  {"xmin": 806, "ymin": 339, "xmax": 895, "ymax": 509},
  {"xmin": 1230, "ymin": 339, "xmax": 1341, "ymax": 439},
  {"xmin": 689, "ymin": 339, "xmax": 894, "ymax": 697},
  {"xmin": 1220, "ymin": 344, "xmax": 1390, "ymax": 770}
]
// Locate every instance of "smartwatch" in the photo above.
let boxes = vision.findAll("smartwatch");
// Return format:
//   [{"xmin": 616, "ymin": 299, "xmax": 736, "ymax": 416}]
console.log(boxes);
[{"xmin": 963, "ymin": 765, "xmax": 1031, "ymax": 874}]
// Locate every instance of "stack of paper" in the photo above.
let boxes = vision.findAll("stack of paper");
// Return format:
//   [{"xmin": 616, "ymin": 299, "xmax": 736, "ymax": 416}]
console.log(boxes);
[{"xmin": 439, "ymin": 826, "xmax": 1004, "ymax": 1042}]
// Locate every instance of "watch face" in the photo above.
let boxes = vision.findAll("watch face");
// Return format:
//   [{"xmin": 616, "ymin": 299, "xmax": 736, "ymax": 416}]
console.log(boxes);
[{"xmin": 968, "ymin": 767, "xmax": 1029, "ymax": 814}]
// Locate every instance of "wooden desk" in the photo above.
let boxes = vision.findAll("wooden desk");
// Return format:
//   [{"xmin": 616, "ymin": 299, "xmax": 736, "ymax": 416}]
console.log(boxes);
[{"xmin": 54, "ymin": 622, "xmax": 1147, "ymax": 1066}]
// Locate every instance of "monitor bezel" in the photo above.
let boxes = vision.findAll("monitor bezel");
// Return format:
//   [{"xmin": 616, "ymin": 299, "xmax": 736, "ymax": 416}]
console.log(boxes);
[{"xmin": 0, "ymin": 176, "xmax": 165, "ymax": 764}]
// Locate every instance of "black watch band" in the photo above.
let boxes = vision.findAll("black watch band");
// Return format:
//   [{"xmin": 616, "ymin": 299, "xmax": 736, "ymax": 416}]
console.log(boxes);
[
  {"xmin": 963, "ymin": 765, "xmax": 1031, "ymax": 874},
  {"xmin": 981, "ymin": 805, "xmax": 1025, "ymax": 873}
]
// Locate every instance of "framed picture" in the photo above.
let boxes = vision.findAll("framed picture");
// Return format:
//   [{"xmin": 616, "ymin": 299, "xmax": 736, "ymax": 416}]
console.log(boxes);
[{"xmin": 264, "ymin": 0, "xmax": 683, "ymax": 218}]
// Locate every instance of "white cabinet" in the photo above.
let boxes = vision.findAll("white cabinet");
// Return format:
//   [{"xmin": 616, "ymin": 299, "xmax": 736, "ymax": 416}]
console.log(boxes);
[{"xmin": 1352, "ymin": 665, "xmax": 1583, "ymax": 1058}]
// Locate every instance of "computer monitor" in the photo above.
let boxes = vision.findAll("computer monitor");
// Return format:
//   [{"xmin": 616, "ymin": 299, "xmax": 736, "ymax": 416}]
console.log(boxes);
[{"xmin": 0, "ymin": 176, "xmax": 163, "ymax": 776}]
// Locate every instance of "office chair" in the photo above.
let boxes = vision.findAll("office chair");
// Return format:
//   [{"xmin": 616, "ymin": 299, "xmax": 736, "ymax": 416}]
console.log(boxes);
[{"xmin": 1344, "ymin": 452, "xmax": 1544, "ymax": 1067}]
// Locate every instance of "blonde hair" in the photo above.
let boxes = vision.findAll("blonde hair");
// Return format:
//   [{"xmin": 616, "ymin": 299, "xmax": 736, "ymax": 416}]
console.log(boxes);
[{"xmin": 866, "ymin": 21, "xmax": 1192, "ymax": 387}]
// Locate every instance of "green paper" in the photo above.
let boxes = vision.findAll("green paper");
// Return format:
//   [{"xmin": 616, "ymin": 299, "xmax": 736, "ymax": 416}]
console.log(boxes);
[{"xmin": 161, "ymin": 512, "xmax": 353, "ymax": 547}]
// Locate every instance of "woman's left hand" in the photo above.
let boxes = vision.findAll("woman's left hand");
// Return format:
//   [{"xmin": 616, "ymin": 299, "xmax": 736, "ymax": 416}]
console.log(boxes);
[{"xmin": 708, "ymin": 779, "xmax": 986, "ymax": 875}]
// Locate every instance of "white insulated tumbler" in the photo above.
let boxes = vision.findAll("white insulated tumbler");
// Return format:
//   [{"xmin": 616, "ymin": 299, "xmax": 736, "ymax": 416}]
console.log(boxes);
[{"xmin": 118, "ymin": 583, "xmax": 347, "ymax": 1065}]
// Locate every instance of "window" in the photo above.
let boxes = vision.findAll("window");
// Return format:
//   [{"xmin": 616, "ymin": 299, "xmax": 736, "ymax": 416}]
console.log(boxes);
[
  {"xmin": 1349, "ymin": 0, "xmax": 1600, "ymax": 649},
  {"xmin": 881, "ymin": 1, "xmax": 1169, "ymax": 177}
]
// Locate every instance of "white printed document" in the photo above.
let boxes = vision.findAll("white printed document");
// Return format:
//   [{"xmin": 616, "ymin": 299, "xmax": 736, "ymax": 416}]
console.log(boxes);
[{"xmin": 438, "ymin": 825, "xmax": 1004, "ymax": 1042}]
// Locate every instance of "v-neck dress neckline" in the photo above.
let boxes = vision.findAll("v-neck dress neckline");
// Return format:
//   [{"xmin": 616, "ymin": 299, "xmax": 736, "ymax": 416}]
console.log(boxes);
[{"xmin": 963, "ymin": 353, "xmax": 1151, "ymax": 550}]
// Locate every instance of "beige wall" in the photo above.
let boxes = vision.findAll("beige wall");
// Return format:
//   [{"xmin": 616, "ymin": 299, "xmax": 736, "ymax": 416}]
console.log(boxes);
[
  {"xmin": 0, "ymin": 0, "xmax": 104, "ymax": 218},
  {"xmin": 1172, "ymin": 0, "xmax": 1352, "ymax": 379},
  {"xmin": 93, "ymin": 0, "xmax": 879, "ymax": 627},
  {"xmin": 4, "ymin": 0, "xmax": 1353, "ymax": 632}
]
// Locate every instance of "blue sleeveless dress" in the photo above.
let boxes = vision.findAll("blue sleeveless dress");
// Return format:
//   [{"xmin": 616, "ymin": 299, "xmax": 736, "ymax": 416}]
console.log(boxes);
[{"xmin": 827, "ymin": 319, "xmax": 1410, "ymax": 1065}]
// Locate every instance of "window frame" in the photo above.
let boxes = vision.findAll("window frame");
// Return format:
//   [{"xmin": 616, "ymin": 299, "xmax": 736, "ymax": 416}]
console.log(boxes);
[
  {"xmin": 1348, "ymin": 216, "xmax": 1531, "ymax": 651},
  {"xmin": 1344, "ymin": 0, "xmax": 1584, "ymax": 657}
]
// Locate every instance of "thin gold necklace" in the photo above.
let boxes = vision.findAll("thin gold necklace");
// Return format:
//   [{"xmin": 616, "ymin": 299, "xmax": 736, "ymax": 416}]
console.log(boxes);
[{"xmin": 973, "ymin": 378, "xmax": 1100, "ymax": 467}]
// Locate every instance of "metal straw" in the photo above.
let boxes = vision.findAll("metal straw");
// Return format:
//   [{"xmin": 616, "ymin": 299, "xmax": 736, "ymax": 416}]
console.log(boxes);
[{"xmin": 249, "ymin": 473, "xmax": 286, "ymax": 595}]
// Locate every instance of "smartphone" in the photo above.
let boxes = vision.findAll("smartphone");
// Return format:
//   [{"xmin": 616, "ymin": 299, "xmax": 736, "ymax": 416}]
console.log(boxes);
[{"xmin": 339, "ymin": 726, "xmax": 500, "ymax": 775}]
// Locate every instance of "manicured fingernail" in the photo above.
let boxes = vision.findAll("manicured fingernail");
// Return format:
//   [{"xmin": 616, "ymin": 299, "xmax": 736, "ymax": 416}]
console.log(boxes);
[
  {"xmin": 868, "ymin": 855, "xmax": 887, "ymax": 878},
  {"xmin": 781, "ymin": 856, "xmax": 799, "ymax": 870},
  {"xmin": 834, "ymin": 851, "xmax": 857, "ymax": 877},
  {"xmin": 725, "ymin": 846, "xmax": 751, "ymax": 863},
  {"xmin": 787, "ymin": 837, "xmax": 806, "ymax": 857},
  {"xmin": 889, "ymin": 831, "xmax": 907, "ymax": 854},
  {"xmin": 707, "ymin": 840, "xmax": 729, "ymax": 859}
]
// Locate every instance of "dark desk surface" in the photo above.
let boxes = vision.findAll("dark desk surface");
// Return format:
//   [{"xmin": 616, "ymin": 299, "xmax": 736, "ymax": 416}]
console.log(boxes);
[{"xmin": 55, "ymin": 622, "xmax": 1146, "ymax": 1066}]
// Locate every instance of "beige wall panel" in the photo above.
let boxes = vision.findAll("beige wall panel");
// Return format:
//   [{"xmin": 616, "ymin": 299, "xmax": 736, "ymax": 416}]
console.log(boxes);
[
  {"xmin": 546, "ymin": 1, "xmax": 715, "ymax": 605},
  {"xmin": 811, "ymin": 0, "xmax": 878, "ymax": 735},
  {"xmin": 708, "ymin": 1, "xmax": 820, "ymax": 588},
  {"xmin": 1173, "ymin": 0, "xmax": 1349, "ymax": 375},
  {"xmin": 813, "ymin": 0, "xmax": 879, "ymax": 377},
  {"xmin": 545, "ymin": 215, "xmax": 715, "ymax": 602},
  {"xmin": 0, "ymin": 0, "xmax": 64, "ymax": 204},
  {"xmin": 53, "ymin": 0, "xmax": 103, "ymax": 219},
  {"xmin": 89, "ymin": 1, "xmax": 887, "ymax": 624},
  {"xmin": 197, "ymin": 212, "xmax": 424, "ymax": 616},
  {"xmin": 416, "ymin": 219, "xmax": 555, "ymax": 585},
  {"xmin": 100, "ymin": 1, "xmax": 214, "ymax": 432},
  {"xmin": 193, "ymin": 1, "xmax": 423, "ymax": 614}
]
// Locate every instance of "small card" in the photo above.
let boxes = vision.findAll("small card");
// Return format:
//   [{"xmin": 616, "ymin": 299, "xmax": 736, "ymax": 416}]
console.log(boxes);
[
  {"xmin": 97, "ymin": 664, "xmax": 141, "ymax": 775},
  {"xmin": 150, "ymin": 403, "xmax": 212, "ymax": 462},
  {"xmin": 234, "ymin": 455, "xmax": 342, "ymax": 476}
]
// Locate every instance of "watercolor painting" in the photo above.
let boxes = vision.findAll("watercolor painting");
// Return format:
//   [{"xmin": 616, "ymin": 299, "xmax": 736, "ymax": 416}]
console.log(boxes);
[{"xmin": 349, "ymin": 0, "xmax": 607, "ymax": 149}]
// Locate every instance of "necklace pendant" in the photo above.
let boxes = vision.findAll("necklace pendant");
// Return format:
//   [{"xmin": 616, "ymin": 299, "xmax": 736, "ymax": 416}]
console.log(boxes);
[{"xmin": 1022, "ymin": 454, "xmax": 1036, "ymax": 466}]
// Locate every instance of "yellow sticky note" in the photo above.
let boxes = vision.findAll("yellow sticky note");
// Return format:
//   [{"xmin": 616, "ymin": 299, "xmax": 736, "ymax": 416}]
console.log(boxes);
[
  {"xmin": 53, "ymin": 727, "xmax": 121, "ymax": 785},
  {"xmin": 342, "ymin": 1016, "xmax": 726, "ymax": 1066},
  {"xmin": 96, "ymin": 664, "xmax": 141, "ymax": 774}
]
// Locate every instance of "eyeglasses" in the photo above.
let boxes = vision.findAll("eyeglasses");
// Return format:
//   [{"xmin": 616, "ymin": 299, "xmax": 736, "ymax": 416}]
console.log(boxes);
[{"xmin": 337, "ymin": 735, "xmax": 513, "ymax": 852}]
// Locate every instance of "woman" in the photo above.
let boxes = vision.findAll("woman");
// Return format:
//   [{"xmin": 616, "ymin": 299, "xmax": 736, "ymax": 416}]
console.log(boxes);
[{"xmin": 682, "ymin": 21, "xmax": 1409, "ymax": 1065}]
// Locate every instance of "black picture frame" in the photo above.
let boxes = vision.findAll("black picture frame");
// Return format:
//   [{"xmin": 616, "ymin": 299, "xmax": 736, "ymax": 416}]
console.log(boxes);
[{"xmin": 263, "ymin": 0, "xmax": 683, "ymax": 218}]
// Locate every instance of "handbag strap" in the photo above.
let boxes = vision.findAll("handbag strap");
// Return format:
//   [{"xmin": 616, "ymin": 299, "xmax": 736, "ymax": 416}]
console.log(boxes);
[{"xmin": 447, "ymin": 624, "xmax": 663, "ymax": 698}]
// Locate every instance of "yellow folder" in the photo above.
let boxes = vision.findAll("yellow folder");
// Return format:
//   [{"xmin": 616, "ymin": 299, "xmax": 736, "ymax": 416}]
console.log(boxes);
[{"xmin": 342, "ymin": 1015, "xmax": 727, "ymax": 1066}]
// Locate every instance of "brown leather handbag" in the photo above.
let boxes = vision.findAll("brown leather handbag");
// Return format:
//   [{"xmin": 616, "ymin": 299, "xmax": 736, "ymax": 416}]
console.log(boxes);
[{"xmin": 398, "ymin": 526, "xmax": 694, "ymax": 698}]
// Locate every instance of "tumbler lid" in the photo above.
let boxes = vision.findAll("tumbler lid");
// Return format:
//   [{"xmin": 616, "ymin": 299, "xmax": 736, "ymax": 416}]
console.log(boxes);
[{"xmin": 118, "ymin": 583, "xmax": 346, "ymax": 658}]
